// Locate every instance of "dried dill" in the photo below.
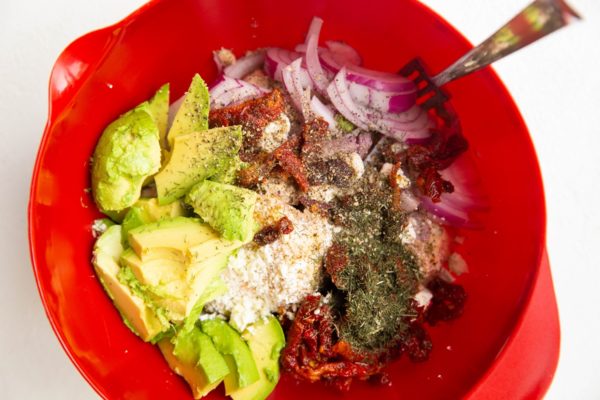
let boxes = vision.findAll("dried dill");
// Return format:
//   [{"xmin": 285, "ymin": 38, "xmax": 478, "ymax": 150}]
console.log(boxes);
[{"xmin": 328, "ymin": 168, "xmax": 422, "ymax": 353}]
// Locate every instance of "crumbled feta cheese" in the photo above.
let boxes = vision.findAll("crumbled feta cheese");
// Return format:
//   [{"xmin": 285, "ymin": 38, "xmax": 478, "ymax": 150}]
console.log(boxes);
[
  {"xmin": 344, "ymin": 152, "xmax": 365, "ymax": 180},
  {"xmin": 307, "ymin": 184, "xmax": 338, "ymax": 203},
  {"xmin": 91, "ymin": 219, "xmax": 109, "ymax": 238},
  {"xmin": 213, "ymin": 48, "xmax": 236, "ymax": 67},
  {"xmin": 379, "ymin": 162, "xmax": 411, "ymax": 188},
  {"xmin": 448, "ymin": 252, "xmax": 468, "ymax": 275},
  {"xmin": 394, "ymin": 168, "xmax": 411, "ymax": 189},
  {"xmin": 380, "ymin": 163, "xmax": 393, "ymax": 177},
  {"xmin": 207, "ymin": 195, "xmax": 334, "ymax": 331},
  {"xmin": 414, "ymin": 287, "xmax": 433, "ymax": 308},
  {"xmin": 398, "ymin": 218, "xmax": 418, "ymax": 244},
  {"xmin": 403, "ymin": 213, "xmax": 450, "ymax": 279},
  {"xmin": 259, "ymin": 113, "xmax": 291, "ymax": 152},
  {"xmin": 260, "ymin": 176, "xmax": 298, "ymax": 205}
]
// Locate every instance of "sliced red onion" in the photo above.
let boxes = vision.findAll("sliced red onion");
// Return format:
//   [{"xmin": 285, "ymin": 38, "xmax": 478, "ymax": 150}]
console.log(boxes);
[
  {"xmin": 398, "ymin": 190, "xmax": 420, "ymax": 212},
  {"xmin": 306, "ymin": 17, "xmax": 324, "ymax": 42},
  {"xmin": 325, "ymin": 40, "xmax": 362, "ymax": 66},
  {"xmin": 327, "ymin": 68, "xmax": 370, "ymax": 130},
  {"xmin": 328, "ymin": 68, "xmax": 430, "ymax": 140},
  {"xmin": 375, "ymin": 109, "xmax": 432, "ymax": 140},
  {"xmin": 319, "ymin": 49, "xmax": 342, "ymax": 73},
  {"xmin": 282, "ymin": 58, "xmax": 311, "ymax": 118},
  {"xmin": 309, "ymin": 96, "xmax": 337, "ymax": 128},
  {"xmin": 295, "ymin": 43, "xmax": 307, "ymax": 53},
  {"xmin": 421, "ymin": 196, "xmax": 471, "ymax": 227},
  {"xmin": 264, "ymin": 48, "xmax": 303, "ymax": 77},
  {"xmin": 319, "ymin": 135, "xmax": 360, "ymax": 158},
  {"xmin": 224, "ymin": 51, "xmax": 265, "ymax": 79},
  {"xmin": 346, "ymin": 65, "xmax": 416, "ymax": 92},
  {"xmin": 356, "ymin": 132, "xmax": 373, "ymax": 158},
  {"xmin": 305, "ymin": 34, "xmax": 330, "ymax": 98},
  {"xmin": 348, "ymin": 81, "xmax": 417, "ymax": 113},
  {"xmin": 438, "ymin": 156, "xmax": 489, "ymax": 211},
  {"xmin": 209, "ymin": 76, "xmax": 267, "ymax": 108},
  {"xmin": 213, "ymin": 52, "xmax": 225, "ymax": 74}
]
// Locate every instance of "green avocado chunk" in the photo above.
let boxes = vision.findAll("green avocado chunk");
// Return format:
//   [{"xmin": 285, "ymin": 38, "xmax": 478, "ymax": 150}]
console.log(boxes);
[
  {"xmin": 148, "ymin": 83, "xmax": 170, "ymax": 151},
  {"xmin": 92, "ymin": 225, "xmax": 169, "ymax": 341},
  {"xmin": 172, "ymin": 327, "xmax": 230, "ymax": 383},
  {"xmin": 92, "ymin": 101, "xmax": 161, "ymax": 212},
  {"xmin": 121, "ymin": 217, "xmax": 241, "ymax": 323},
  {"xmin": 121, "ymin": 198, "xmax": 186, "ymax": 243},
  {"xmin": 158, "ymin": 329, "xmax": 228, "ymax": 399},
  {"xmin": 200, "ymin": 319, "xmax": 260, "ymax": 392},
  {"xmin": 167, "ymin": 74, "xmax": 210, "ymax": 149},
  {"xmin": 229, "ymin": 316, "xmax": 286, "ymax": 400},
  {"xmin": 155, "ymin": 126, "xmax": 243, "ymax": 205},
  {"xmin": 185, "ymin": 180, "xmax": 257, "ymax": 242}
]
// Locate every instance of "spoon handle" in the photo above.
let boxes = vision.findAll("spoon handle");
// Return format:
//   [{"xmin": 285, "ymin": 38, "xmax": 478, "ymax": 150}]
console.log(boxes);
[{"xmin": 433, "ymin": 0, "xmax": 581, "ymax": 87}]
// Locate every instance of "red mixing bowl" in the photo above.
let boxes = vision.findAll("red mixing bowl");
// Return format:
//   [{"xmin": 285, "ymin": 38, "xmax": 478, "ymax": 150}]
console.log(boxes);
[{"xmin": 28, "ymin": 0, "xmax": 559, "ymax": 398}]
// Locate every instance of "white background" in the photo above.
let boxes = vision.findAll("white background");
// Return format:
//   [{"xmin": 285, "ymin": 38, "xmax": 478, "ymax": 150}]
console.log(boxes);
[{"xmin": 1, "ymin": 0, "xmax": 598, "ymax": 398}]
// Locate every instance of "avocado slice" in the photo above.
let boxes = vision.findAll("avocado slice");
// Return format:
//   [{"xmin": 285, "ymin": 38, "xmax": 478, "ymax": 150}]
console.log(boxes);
[
  {"xmin": 127, "ymin": 217, "xmax": 217, "ymax": 262},
  {"xmin": 158, "ymin": 329, "xmax": 229, "ymax": 400},
  {"xmin": 148, "ymin": 83, "xmax": 170, "ymax": 151},
  {"xmin": 186, "ymin": 180, "xmax": 257, "ymax": 242},
  {"xmin": 121, "ymin": 198, "xmax": 186, "ymax": 242},
  {"xmin": 119, "ymin": 245, "xmax": 232, "ymax": 323},
  {"xmin": 92, "ymin": 101, "xmax": 162, "ymax": 212},
  {"xmin": 229, "ymin": 316, "xmax": 286, "ymax": 400},
  {"xmin": 92, "ymin": 225, "xmax": 169, "ymax": 341},
  {"xmin": 167, "ymin": 74, "xmax": 210, "ymax": 149},
  {"xmin": 155, "ymin": 126, "xmax": 243, "ymax": 205},
  {"xmin": 200, "ymin": 319, "xmax": 260, "ymax": 392},
  {"xmin": 183, "ymin": 277, "xmax": 227, "ymax": 334}
]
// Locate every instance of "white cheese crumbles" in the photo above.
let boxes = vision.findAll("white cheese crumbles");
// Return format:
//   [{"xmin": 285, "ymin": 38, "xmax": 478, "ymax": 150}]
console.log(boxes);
[{"xmin": 206, "ymin": 194, "xmax": 334, "ymax": 331}]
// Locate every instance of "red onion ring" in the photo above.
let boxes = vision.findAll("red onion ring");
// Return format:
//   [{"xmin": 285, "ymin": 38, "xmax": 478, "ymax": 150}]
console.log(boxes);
[
  {"xmin": 209, "ymin": 76, "xmax": 267, "ymax": 108},
  {"xmin": 309, "ymin": 96, "xmax": 337, "ymax": 128},
  {"xmin": 305, "ymin": 34, "xmax": 330, "ymax": 98},
  {"xmin": 282, "ymin": 58, "xmax": 311, "ymax": 118},
  {"xmin": 324, "ymin": 40, "xmax": 362, "ymax": 66},
  {"xmin": 224, "ymin": 51, "xmax": 265, "ymax": 79}
]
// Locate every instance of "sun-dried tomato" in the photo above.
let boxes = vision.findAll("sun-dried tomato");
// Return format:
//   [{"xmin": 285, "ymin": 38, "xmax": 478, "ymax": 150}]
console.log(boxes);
[
  {"xmin": 273, "ymin": 145, "xmax": 310, "ymax": 192},
  {"xmin": 425, "ymin": 277, "xmax": 467, "ymax": 325},
  {"xmin": 209, "ymin": 89, "xmax": 285, "ymax": 157},
  {"xmin": 298, "ymin": 195, "xmax": 331, "ymax": 217},
  {"xmin": 400, "ymin": 322, "xmax": 433, "ymax": 362},
  {"xmin": 301, "ymin": 117, "xmax": 330, "ymax": 154},
  {"xmin": 281, "ymin": 295, "xmax": 386, "ymax": 391},
  {"xmin": 235, "ymin": 152, "xmax": 276, "ymax": 188},
  {"xmin": 253, "ymin": 216, "xmax": 294, "ymax": 246},
  {"xmin": 324, "ymin": 243, "xmax": 349, "ymax": 287},
  {"xmin": 399, "ymin": 119, "xmax": 468, "ymax": 202},
  {"xmin": 415, "ymin": 167, "xmax": 454, "ymax": 203}
]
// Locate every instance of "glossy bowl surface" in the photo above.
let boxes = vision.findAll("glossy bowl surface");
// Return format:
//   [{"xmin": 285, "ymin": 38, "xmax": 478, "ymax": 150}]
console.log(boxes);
[{"xmin": 29, "ymin": 0, "xmax": 549, "ymax": 399}]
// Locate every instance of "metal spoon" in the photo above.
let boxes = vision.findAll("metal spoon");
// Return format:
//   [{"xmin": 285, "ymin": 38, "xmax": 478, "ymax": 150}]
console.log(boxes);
[
  {"xmin": 401, "ymin": 0, "xmax": 581, "ymax": 110},
  {"xmin": 434, "ymin": 0, "xmax": 581, "ymax": 86}
]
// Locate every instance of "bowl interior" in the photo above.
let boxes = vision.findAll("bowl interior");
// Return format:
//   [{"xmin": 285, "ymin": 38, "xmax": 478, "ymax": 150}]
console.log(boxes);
[{"xmin": 29, "ymin": 0, "xmax": 546, "ymax": 398}]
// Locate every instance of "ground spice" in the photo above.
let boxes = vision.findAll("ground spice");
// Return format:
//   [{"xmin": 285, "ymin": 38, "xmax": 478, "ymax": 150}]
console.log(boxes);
[{"xmin": 327, "ymin": 169, "xmax": 422, "ymax": 353}]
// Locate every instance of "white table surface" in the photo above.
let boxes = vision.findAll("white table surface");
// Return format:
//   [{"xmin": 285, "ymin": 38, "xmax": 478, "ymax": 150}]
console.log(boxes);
[{"xmin": 1, "ymin": 0, "xmax": 598, "ymax": 398}]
